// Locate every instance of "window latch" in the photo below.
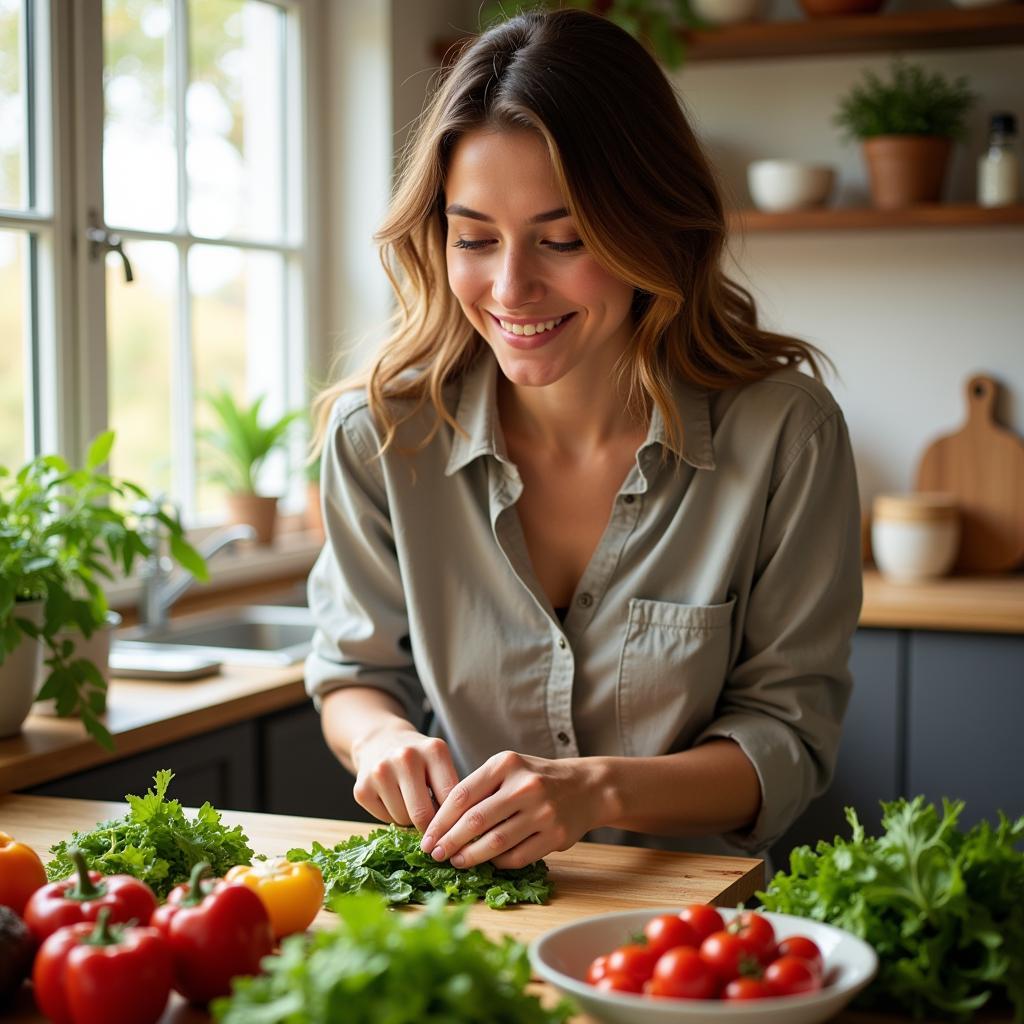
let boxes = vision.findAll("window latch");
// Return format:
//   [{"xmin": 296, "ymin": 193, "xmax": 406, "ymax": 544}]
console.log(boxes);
[{"xmin": 86, "ymin": 210, "xmax": 134, "ymax": 283}]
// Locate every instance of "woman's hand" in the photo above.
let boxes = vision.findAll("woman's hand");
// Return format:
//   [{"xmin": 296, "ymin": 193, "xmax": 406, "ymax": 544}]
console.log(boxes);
[
  {"xmin": 351, "ymin": 725, "xmax": 461, "ymax": 833},
  {"xmin": 419, "ymin": 751, "xmax": 614, "ymax": 870}
]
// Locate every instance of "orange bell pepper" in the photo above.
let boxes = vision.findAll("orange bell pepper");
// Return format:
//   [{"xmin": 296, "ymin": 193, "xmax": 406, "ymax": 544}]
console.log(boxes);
[
  {"xmin": 225, "ymin": 857, "xmax": 324, "ymax": 939},
  {"xmin": 0, "ymin": 830, "xmax": 49, "ymax": 916}
]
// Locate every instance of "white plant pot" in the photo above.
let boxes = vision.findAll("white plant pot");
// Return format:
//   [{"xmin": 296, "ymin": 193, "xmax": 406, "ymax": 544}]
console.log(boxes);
[
  {"xmin": 0, "ymin": 601, "xmax": 44, "ymax": 738},
  {"xmin": 34, "ymin": 611, "xmax": 121, "ymax": 716}
]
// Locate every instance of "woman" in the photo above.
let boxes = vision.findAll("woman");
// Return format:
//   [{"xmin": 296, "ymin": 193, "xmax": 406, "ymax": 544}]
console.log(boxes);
[{"xmin": 306, "ymin": 9, "xmax": 862, "ymax": 870}]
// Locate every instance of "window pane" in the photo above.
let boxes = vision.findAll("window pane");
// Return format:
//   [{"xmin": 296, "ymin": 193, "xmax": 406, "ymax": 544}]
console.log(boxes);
[
  {"xmin": 190, "ymin": 244, "xmax": 286, "ymax": 517},
  {"xmin": 187, "ymin": 0, "xmax": 285, "ymax": 241},
  {"xmin": 107, "ymin": 241, "xmax": 176, "ymax": 496},
  {"xmin": 103, "ymin": 0, "xmax": 177, "ymax": 231},
  {"xmin": 0, "ymin": 229, "xmax": 27, "ymax": 467},
  {"xmin": 0, "ymin": 0, "xmax": 25, "ymax": 209}
]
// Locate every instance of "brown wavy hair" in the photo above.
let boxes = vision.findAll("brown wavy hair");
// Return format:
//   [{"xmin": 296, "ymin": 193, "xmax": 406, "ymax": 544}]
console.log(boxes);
[{"xmin": 312, "ymin": 7, "xmax": 828, "ymax": 457}]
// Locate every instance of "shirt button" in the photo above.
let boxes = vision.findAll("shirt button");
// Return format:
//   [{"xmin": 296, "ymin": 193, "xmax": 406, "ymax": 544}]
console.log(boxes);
[
  {"xmin": 557, "ymin": 731, "xmax": 570, "ymax": 745},
  {"xmin": 623, "ymin": 494, "xmax": 635, "ymax": 504},
  {"xmin": 578, "ymin": 592, "xmax": 593, "ymax": 608},
  {"xmin": 557, "ymin": 637, "xmax": 567, "ymax": 650}
]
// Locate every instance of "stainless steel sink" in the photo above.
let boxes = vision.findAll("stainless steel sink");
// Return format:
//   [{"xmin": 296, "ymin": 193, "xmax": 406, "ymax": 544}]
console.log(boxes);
[{"xmin": 114, "ymin": 605, "xmax": 315, "ymax": 666}]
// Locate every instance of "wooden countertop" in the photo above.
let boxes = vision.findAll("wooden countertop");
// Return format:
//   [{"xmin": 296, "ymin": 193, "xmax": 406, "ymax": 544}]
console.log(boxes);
[
  {"xmin": 2, "ymin": 793, "xmax": 763, "ymax": 1024},
  {"xmin": 0, "ymin": 664, "xmax": 307, "ymax": 793},
  {"xmin": 3, "ymin": 795, "xmax": 1009, "ymax": 1024},
  {"xmin": 860, "ymin": 568, "xmax": 1024, "ymax": 633}
]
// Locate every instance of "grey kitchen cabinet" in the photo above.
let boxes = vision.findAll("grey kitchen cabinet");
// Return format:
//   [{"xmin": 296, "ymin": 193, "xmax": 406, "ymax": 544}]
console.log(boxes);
[
  {"xmin": 25, "ymin": 721, "xmax": 260, "ymax": 811},
  {"xmin": 770, "ymin": 628, "xmax": 903, "ymax": 869},
  {"xmin": 259, "ymin": 702, "xmax": 374, "ymax": 822},
  {"xmin": 907, "ymin": 631, "xmax": 1024, "ymax": 828}
]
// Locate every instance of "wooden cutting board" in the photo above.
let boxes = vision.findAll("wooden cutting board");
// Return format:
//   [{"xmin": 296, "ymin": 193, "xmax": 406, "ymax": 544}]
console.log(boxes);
[{"xmin": 915, "ymin": 374, "xmax": 1024, "ymax": 573}]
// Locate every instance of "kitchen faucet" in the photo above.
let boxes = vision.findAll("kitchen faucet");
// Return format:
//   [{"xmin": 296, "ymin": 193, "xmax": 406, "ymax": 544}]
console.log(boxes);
[{"xmin": 136, "ymin": 500, "xmax": 257, "ymax": 629}]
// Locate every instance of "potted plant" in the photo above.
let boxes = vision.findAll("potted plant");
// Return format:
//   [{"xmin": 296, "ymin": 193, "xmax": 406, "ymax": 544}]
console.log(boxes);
[
  {"xmin": 199, "ymin": 389, "xmax": 302, "ymax": 546},
  {"xmin": 0, "ymin": 431, "xmax": 206, "ymax": 747},
  {"xmin": 834, "ymin": 61, "xmax": 976, "ymax": 209}
]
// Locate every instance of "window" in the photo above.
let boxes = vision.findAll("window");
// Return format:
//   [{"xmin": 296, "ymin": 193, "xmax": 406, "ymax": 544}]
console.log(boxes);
[{"xmin": 3, "ymin": 0, "xmax": 317, "ymax": 526}]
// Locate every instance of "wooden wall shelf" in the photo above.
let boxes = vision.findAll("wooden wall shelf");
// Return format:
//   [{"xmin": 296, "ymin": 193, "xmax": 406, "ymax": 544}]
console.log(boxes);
[
  {"xmin": 436, "ymin": 7, "xmax": 1024, "ymax": 66},
  {"xmin": 729, "ymin": 203, "xmax": 1024, "ymax": 232}
]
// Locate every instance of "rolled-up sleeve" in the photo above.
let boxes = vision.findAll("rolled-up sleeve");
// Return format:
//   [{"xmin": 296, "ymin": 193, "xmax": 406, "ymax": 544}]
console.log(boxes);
[
  {"xmin": 694, "ymin": 406, "xmax": 862, "ymax": 852},
  {"xmin": 304, "ymin": 398, "xmax": 427, "ymax": 726}
]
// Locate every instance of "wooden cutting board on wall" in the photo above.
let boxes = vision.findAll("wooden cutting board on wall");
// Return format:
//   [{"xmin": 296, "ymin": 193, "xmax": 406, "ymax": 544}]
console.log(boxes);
[{"xmin": 915, "ymin": 374, "xmax": 1024, "ymax": 573}]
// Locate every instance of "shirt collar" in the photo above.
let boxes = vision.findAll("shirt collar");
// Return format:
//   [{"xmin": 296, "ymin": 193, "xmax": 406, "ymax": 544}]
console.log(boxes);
[{"xmin": 445, "ymin": 351, "xmax": 715, "ymax": 476}]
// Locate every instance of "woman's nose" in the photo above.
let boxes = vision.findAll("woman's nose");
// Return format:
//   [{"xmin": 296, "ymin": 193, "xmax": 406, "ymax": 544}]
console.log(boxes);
[{"xmin": 492, "ymin": 249, "xmax": 543, "ymax": 310}]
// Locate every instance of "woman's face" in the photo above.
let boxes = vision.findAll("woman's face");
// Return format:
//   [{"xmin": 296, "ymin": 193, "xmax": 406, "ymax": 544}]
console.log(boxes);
[{"xmin": 444, "ymin": 128, "xmax": 635, "ymax": 390}]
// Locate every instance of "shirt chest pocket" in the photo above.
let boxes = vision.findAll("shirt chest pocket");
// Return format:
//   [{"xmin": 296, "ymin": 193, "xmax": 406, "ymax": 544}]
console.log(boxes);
[{"xmin": 616, "ymin": 596, "xmax": 736, "ymax": 758}]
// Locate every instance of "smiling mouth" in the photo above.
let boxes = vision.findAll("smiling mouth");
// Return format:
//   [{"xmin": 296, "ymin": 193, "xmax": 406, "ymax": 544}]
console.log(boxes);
[{"xmin": 489, "ymin": 312, "xmax": 574, "ymax": 337}]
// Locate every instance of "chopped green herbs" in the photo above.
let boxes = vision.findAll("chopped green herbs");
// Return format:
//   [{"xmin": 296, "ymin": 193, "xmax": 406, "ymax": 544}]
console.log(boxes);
[
  {"xmin": 212, "ymin": 892, "xmax": 573, "ymax": 1024},
  {"xmin": 46, "ymin": 769, "xmax": 253, "ymax": 899},
  {"xmin": 287, "ymin": 823, "xmax": 554, "ymax": 910},
  {"xmin": 758, "ymin": 797, "xmax": 1024, "ymax": 1021}
]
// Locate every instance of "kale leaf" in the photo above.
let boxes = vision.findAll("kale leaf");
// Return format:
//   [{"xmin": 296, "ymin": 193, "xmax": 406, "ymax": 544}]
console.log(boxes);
[
  {"xmin": 46, "ymin": 769, "xmax": 254, "ymax": 899},
  {"xmin": 758, "ymin": 797, "xmax": 1024, "ymax": 1021},
  {"xmin": 212, "ymin": 892, "xmax": 574, "ymax": 1024},
  {"xmin": 287, "ymin": 823, "xmax": 554, "ymax": 910}
]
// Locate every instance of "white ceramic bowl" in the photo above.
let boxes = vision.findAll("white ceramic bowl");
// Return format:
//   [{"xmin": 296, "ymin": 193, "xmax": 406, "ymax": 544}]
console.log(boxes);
[
  {"xmin": 747, "ymin": 160, "xmax": 835, "ymax": 212},
  {"xmin": 530, "ymin": 906, "xmax": 877, "ymax": 1024}
]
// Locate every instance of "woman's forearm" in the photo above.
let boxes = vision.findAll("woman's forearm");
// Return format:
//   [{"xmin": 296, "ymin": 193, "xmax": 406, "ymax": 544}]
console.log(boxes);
[
  {"xmin": 320, "ymin": 686, "xmax": 415, "ymax": 774},
  {"xmin": 595, "ymin": 739, "xmax": 762, "ymax": 837}
]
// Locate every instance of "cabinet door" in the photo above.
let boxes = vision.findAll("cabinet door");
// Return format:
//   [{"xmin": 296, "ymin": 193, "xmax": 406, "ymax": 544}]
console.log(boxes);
[
  {"xmin": 907, "ymin": 632, "xmax": 1024, "ymax": 828},
  {"xmin": 260, "ymin": 702, "xmax": 374, "ymax": 822},
  {"xmin": 770, "ymin": 629, "xmax": 903, "ymax": 868},
  {"xmin": 24, "ymin": 722, "xmax": 259, "ymax": 811}
]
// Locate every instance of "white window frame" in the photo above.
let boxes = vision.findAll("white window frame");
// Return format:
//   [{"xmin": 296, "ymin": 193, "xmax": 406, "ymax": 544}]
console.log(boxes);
[{"xmin": 57, "ymin": 0, "xmax": 324, "ymax": 526}]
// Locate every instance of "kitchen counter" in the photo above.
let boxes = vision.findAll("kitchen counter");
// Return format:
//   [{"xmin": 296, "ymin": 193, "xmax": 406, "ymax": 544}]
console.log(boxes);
[{"xmin": 2, "ymin": 793, "xmax": 763, "ymax": 1023}]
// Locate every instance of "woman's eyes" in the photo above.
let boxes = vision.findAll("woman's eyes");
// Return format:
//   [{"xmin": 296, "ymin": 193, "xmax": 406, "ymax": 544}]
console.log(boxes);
[{"xmin": 450, "ymin": 237, "xmax": 584, "ymax": 253}]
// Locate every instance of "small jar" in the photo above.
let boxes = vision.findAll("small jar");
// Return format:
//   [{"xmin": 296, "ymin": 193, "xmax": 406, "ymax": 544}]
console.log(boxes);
[{"xmin": 871, "ymin": 493, "xmax": 960, "ymax": 583}]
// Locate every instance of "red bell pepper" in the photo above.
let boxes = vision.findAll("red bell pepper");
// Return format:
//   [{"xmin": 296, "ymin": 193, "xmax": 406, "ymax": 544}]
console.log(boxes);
[
  {"xmin": 32, "ymin": 908, "xmax": 173, "ymax": 1024},
  {"xmin": 23, "ymin": 848, "xmax": 157, "ymax": 943},
  {"xmin": 150, "ymin": 861, "xmax": 274, "ymax": 1005}
]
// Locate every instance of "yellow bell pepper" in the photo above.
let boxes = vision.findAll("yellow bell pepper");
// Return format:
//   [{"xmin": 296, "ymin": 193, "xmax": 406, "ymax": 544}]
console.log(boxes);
[{"xmin": 225, "ymin": 858, "xmax": 324, "ymax": 939}]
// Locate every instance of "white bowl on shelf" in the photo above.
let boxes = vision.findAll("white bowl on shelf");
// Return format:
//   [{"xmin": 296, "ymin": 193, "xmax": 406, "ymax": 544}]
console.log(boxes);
[
  {"xmin": 530, "ymin": 906, "xmax": 878, "ymax": 1024},
  {"xmin": 747, "ymin": 160, "xmax": 836, "ymax": 212}
]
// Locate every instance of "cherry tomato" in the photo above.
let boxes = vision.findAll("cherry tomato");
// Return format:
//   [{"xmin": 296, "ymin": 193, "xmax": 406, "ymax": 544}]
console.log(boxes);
[
  {"xmin": 699, "ymin": 930, "xmax": 761, "ymax": 983},
  {"xmin": 730, "ymin": 910, "xmax": 777, "ymax": 964},
  {"xmin": 648, "ymin": 946, "xmax": 719, "ymax": 1000},
  {"xmin": 587, "ymin": 954, "xmax": 610, "ymax": 984},
  {"xmin": 776, "ymin": 935, "xmax": 824, "ymax": 974},
  {"xmin": 643, "ymin": 914, "xmax": 698, "ymax": 955},
  {"xmin": 607, "ymin": 943, "xmax": 660, "ymax": 985},
  {"xmin": 595, "ymin": 971, "xmax": 643, "ymax": 994},
  {"xmin": 724, "ymin": 976, "xmax": 778, "ymax": 1000},
  {"xmin": 765, "ymin": 955, "xmax": 824, "ymax": 996},
  {"xmin": 677, "ymin": 903, "xmax": 725, "ymax": 944}
]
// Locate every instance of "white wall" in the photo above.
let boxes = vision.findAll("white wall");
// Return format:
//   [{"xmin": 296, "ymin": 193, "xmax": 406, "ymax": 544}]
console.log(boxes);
[{"xmin": 675, "ymin": 43, "xmax": 1024, "ymax": 505}]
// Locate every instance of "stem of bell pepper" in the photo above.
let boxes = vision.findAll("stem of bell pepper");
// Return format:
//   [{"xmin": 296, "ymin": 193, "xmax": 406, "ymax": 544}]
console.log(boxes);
[
  {"xmin": 80, "ymin": 907, "xmax": 121, "ymax": 947},
  {"xmin": 66, "ymin": 848, "xmax": 106, "ymax": 901},
  {"xmin": 180, "ymin": 862, "xmax": 213, "ymax": 907}
]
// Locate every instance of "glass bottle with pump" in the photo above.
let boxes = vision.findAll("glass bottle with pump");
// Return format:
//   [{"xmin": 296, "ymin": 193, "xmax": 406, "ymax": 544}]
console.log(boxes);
[{"xmin": 977, "ymin": 112, "xmax": 1020, "ymax": 208}]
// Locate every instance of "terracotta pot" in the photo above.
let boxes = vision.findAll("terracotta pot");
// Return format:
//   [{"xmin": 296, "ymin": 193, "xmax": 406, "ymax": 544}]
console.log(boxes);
[
  {"xmin": 226, "ymin": 493, "xmax": 279, "ymax": 545},
  {"xmin": 800, "ymin": 0, "xmax": 885, "ymax": 15},
  {"xmin": 0, "ymin": 601, "xmax": 44, "ymax": 738},
  {"xmin": 306, "ymin": 481, "xmax": 325, "ymax": 540},
  {"xmin": 862, "ymin": 135, "xmax": 953, "ymax": 209}
]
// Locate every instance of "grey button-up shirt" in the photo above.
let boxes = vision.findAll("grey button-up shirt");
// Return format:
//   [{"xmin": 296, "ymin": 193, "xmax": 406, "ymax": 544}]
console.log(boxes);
[{"xmin": 306, "ymin": 352, "xmax": 862, "ymax": 856}]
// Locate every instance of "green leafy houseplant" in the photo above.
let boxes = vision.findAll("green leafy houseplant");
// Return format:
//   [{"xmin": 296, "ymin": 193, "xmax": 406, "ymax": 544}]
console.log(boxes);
[
  {"xmin": 834, "ymin": 61, "xmax": 976, "ymax": 141},
  {"xmin": 479, "ymin": 1, "xmax": 702, "ymax": 70},
  {"xmin": 0, "ymin": 432, "xmax": 206, "ymax": 748},
  {"xmin": 199, "ymin": 390, "xmax": 301, "ymax": 497}
]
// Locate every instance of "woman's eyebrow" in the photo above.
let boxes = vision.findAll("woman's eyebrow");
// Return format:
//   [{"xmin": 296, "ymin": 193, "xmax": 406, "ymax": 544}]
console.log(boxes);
[{"xmin": 444, "ymin": 203, "xmax": 570, "ymax": 224}]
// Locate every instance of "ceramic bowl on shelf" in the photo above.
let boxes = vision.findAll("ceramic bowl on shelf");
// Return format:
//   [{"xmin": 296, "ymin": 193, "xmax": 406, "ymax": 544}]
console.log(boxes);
[
  {"xmin": 530, "ymin": 906, "xmax": 878, "ymax": 1024},
  {"xmin": 747, "ymin": 160, "xmax": 836, "ymax": 212},
  {"xmin": 871, "ymin": 493, "xmax": 960, "ymax": 583},
  {"xmin": 692, "ymin": 0, "xmax": 761, "ymax": 25}
]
